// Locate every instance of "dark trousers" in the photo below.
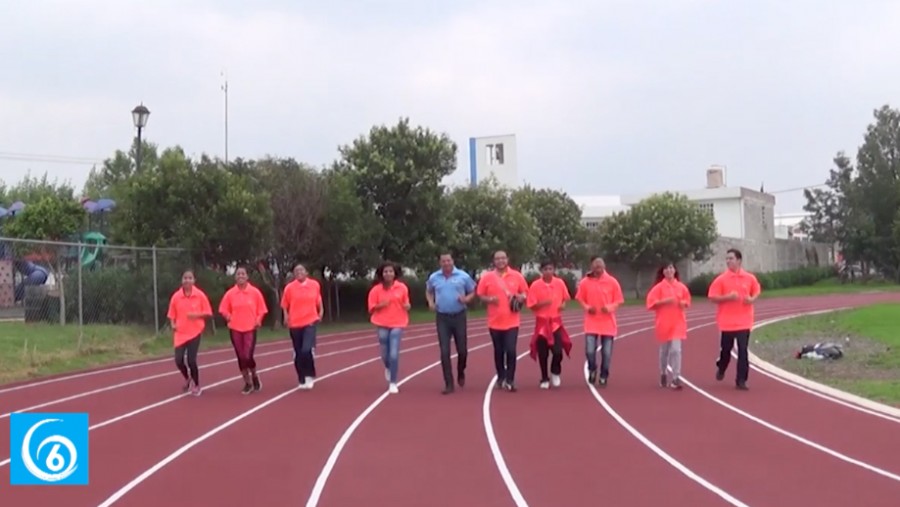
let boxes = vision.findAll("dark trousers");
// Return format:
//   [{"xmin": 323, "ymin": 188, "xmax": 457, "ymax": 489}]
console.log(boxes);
[
  {"xmin": 536, "ymin": 329, "xmax": 564, "ymax": 382},
  {"xmin": 229, "ymin": 330, "xmax": 257, "ymax": 371},
  {"xmin": 290, "ymin": 324, "xmax": 318, "ymax": 381},
  {"xmin": 174, "ymin": 335, "xmax": 201, "ymax": 385},
  {"xmin": 436, "ymin": 311, "xmax": 468, "ymax": 386},
  {"xmin": 490, "ymin": 327, "xmax": 519, "ymax": 385},
  {"xmin": 717, "ymin": 329, "xmax": 751, "ymax": 384}
]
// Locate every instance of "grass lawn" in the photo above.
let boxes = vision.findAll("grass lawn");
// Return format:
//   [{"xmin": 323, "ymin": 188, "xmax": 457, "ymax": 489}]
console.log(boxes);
[
  {"xmin": 751, "ymin": 302, "xmax": 900, "ymax": 407},
  {"xmin": 0, "ymin": 308, "xmax": 486, "ymax": 385},
  {"xmin": 757, "ymin": 277, "xmax": 900, "ymax": 298}
]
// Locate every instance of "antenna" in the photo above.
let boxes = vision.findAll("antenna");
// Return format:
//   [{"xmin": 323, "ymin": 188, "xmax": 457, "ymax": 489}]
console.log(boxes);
[{"xmin": 221, "ymin": 70, "xmax": 229, "ymax": 164}]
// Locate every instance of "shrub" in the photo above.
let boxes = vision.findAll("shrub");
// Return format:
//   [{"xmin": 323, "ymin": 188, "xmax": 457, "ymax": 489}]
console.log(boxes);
[{"xmin": 686, "ymin": 265, "xmax": 836, "ymax": 296}]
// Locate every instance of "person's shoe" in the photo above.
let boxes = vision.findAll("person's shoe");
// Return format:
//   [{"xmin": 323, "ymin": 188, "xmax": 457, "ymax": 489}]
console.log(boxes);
[
  {"xmin": 505, "ymin": 382, "xmax": 517, "ymax": 393},
  {"xmin": 182, "ymin": 379, "xmax": 192, "ymax": 393},
  {"xmin": 457, "ymin": 373, "xmax": 466, "ymax": 388},
  {"xmin": 736, "ymin": 382, "xmax": 749, "ymax": 391},
  {"xmin": 191, "ymin": 385, "xmax": 202, "ymax": 396},
  {"xmin": 539, "ymin": 381, "xmax": 550, "ymax": 389},
  {"xmin": 588, "ymin": 371, "xmax": 597, "ymax": 384},
  {"xmin": 252, "ymin": 374, "xmax": 262, "ymax": 392},
  {"xmin": 716, "ymin": 369, "xmax": 725, "ymax": 381},
  {"xmin": 389, "ymin": 383, "xmax": 399, "ymax": 394},
  {"xmin": 241, "ymin": 383, "xmax": 253, "ymax": 395},
  {"xmin": 442, "ymin": 384, "xmax": 455, "ymax": 395},
  {"xmin": 598, "ymin": 377, "xmax": 608, "ymax": 387},
  {"xmin": 659, "ymin": 374, "xmax": 668, "ymax": 387},
  {"xmin": 550, "ymin": 374, "xmax": 561, "ymax": 388},
  {"xmin": 670, "ymin": 378, "xmax": 683, "ymax": 390}
]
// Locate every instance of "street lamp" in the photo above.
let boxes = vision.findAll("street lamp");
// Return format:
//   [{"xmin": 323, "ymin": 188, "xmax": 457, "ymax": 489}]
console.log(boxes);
[{"xmin": 131, "ymin": 103, "xmax": 150, "ymax": 170}]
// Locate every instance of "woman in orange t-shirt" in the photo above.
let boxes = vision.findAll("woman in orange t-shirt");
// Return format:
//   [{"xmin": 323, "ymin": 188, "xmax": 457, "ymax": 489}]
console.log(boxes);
[
  {"xmin": 219, "ymin": 266, "xmax": 269, "ymax": 395},
  {"xmin": 166, "ymin": 270, "xmax": 213, "ymax": 396},
  {"xmin": 367, "ymin": 261, "xmax": 411, "ymax": 395},
  {"xmin": 281, "ymin": 263, "xmax": 324, "ymax": 390},
  {"xmin": 645, "ymin": 262, "xmax": 691, "ymax": 389}
]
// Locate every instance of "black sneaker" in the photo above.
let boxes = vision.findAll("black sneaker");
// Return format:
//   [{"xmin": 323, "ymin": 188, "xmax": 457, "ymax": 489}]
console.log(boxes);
[
  {"xmin": 457, "ymin": 373, "xmax": 466, "ymax": 388},
  {"xmin": 715, "ymin": 369, "xmax": 725, "ymax": 381},
  {"xmin": 588, "ymin": 371, "xmax": 597, "ymax": 384},
  {"xmin": 504, "ymin": 382, "xmax": 517, "ymax": 393},
  {"xmin": 670, "ymin": 378, "xmax": 683, "ymax": 390},
  {"xmin": 241, "ymin": 383, "xmax": 253, "ymax": 395},
  {"xmin": 736, "ymin": 383, "xmax": 749, "ymax": 391},
  {"xmin": 442, "ymin": 384, "xmax": 455, "ymax": 395},
  {"xmin": 598, "ymin": 377, "xmax": 608, "ymax": 387},
  {"xmin": 252, "ymin": 375, "xmax": 262, "ymax": 392}
]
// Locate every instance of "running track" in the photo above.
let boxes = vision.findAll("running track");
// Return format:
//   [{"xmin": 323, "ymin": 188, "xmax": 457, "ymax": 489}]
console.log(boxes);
[{"xmin": 1, "ymin": 294, "xmax": 899, "ymax": 506}]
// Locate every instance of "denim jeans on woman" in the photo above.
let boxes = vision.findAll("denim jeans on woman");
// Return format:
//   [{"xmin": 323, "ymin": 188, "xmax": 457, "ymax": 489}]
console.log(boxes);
[
  {"xmin": 377, "ymin": 326, "xmax": 403, "ymax": 383},
  {"xmin": 585, "ymin": 334, "xmax": 614, "ymax": 380}
]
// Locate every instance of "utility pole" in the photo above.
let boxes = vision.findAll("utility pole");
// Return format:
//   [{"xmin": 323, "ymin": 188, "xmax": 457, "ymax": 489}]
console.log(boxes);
[{"xmin": 221, "ymin": 70, "xmax": 229, "ymax": 164}]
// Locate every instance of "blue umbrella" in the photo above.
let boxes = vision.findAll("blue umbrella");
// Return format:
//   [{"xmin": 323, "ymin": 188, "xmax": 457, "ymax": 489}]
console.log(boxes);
[
  {"xmin": 83, "ymin": 200, "xmax": 99, "ymax": 213},
  {"xmin": 8, "ymin": 201, "xmax": 25, "ymax": 216},
  {"xmin": 96, "ymin": 198, "xmax": 116, "ymax": 212}
]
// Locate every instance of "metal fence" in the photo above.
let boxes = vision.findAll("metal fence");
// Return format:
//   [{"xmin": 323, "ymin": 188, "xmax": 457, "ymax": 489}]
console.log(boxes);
[{"xmin": 0, "ymin": 236, "xmax": 192, "ymax": 341}]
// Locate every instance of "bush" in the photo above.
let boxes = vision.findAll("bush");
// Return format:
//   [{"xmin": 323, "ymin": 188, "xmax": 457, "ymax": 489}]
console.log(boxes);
[{"xmin": 686, "ymin": 265, "xmax": 836, "ymax": 296}]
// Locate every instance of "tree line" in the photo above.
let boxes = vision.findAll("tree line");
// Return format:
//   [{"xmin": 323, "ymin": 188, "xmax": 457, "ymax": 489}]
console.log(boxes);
[{"xmin": 802, "ymin": 104, "xmax": 900, "ymax": 282}]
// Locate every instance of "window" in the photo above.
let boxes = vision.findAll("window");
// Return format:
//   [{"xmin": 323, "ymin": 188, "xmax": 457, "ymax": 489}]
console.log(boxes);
[
  {"xmin": 698, "ymin": 202, "xmax": 714, "ymax": 216},
  {"xmin": 584, "ymin": 221, "xmax": 600, "ymax": 229},
  {"xmin": 485, "ymin": 143, "xmax": 505, "ymax": 166}
]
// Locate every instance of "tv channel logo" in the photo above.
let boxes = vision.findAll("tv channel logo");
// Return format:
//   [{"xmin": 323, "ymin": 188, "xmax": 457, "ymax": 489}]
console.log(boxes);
[{"xmin": 9, "ymin": 412, "xmax": 89, "ymax": 485}]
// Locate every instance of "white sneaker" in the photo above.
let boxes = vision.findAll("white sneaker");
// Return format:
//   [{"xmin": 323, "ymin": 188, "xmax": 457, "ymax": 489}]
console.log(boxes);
[
  {"xmin": 305, "ymin": 377, "xmax": 315, "ymax": 389},
  {"xmin": 539, "ymin": 381, "xmax": 550, "ymax": 389},
  {"xmin": 551, "ymin": 374, "xmax": 561, "ymax": 387},
  {"xmin": 389, "ymin": 383, "xmax": 399, "ymax": 394}
]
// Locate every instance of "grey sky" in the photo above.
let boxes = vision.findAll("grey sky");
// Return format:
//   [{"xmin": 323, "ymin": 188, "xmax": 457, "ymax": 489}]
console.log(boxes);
[{"xmin": 2, "ymin": 0, "xmax": 898, "ymax": 213}]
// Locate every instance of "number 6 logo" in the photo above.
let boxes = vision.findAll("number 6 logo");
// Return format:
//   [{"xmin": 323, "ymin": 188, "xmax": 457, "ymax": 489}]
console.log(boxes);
[{"xmin": 21, "ymin": 418, "xmax": 79, "ymax": 482}]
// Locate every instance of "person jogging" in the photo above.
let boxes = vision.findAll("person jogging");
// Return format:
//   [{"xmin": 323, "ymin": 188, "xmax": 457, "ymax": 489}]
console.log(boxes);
[
  {"xmin": 367, "ymin": 261, "xmax": 411, "ymax": 394},
  {"xmin": 526, "ymin": 260, "xmax": 573, "ymax": 389},
  {"xmin": 281, "ymin": 263, "xmax": 325, "ymax": 390},
  {"xmin": 166, "ymin": 270, "xmax": 212, "ymax": 396},
  {"xmin": 645, "ymin": 262, "xmax": 691, "ymax": 389},
  {"xmin": 425, "ymin": 252, "xmax": 476, "ymax": 395},
  {"xmin": 219, "ymin": 266, "xmax": 269, "ymax": 395},
  {"xmin": 476, "ymin": 250, "xmax": 528, "ymax": 392},
  {"xmin": 575, "ymin": 256, "xmax": 624, "ymax": 387}
]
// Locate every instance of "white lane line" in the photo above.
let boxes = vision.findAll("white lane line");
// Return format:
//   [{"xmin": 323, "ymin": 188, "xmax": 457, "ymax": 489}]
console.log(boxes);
[
  {"xmin": 91, "ymin": 315, "xmax": 581, "ymax": 506},
  {"xmin": 305, "ymin": 338, "xmax": 502, "ymax": 507},
  {"xmin": 585, "ymin": 358, "xmax": 750, "ymax": 506},
  {"xmin": 676, "ymin": 373, "xmax": 900, "ymax": 483}
]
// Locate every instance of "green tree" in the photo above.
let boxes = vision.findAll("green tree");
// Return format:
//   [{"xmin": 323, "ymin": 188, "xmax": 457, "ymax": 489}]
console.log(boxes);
[
  {"xmin": 595, "ymin": 192, "xmax": 717, "ymax": 296},
  {"xmin": 0, "ymin": 171, "xmax": 77, "ymax": 204},
  {"xmin": 511, "ymin": 185, "xmax": 588, "ymax": 267},
  {"xmin": 445, "ymin": 177, "xmax": 539, "ymax": 273},
  {"xmin": 315, "ymin": 169, "xmax": 383, "ymax": 278},
  {"xmin": 335, "ymin": 117, "xmax": 457, "ymax": 271},
  {"xmin": 111, "ymin": 148, "xmax": 272, "ymax": 266},
  {"xmin": 3, "ymin": 195, "xmax": 86, "ymax": 325},
  {"xmin": 82, "ymin": 139, "xmax": 159, "ymax": 197}
]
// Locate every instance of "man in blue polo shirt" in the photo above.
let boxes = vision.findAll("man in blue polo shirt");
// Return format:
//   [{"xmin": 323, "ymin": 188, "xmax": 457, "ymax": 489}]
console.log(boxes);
[{"xmin": 426, "ymin": 252, "xmax": 477, "ymax": 394}]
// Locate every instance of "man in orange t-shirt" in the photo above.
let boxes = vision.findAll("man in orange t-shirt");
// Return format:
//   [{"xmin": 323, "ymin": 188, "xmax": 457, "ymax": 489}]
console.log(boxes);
[
  {"xmin": 575, "ymin": 256, "xmax": 624, "ymax": 386},
  {"xmin": 526, "ymin": 260, "xmax": 573, "ymax": 389},
  {"xmin": 281, "ymin": 263, "xmax": 325, "ymax": 390},
  {"xmin": 476, "ymin": 250, "xmax": 529, "ymax": 392},
  {"xmin": 707, "ymin": 248, "xmax": 761, "ymax": 390}
]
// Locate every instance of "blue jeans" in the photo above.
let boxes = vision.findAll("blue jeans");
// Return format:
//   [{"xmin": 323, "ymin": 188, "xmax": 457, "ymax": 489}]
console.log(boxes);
[
  {"xmin": 585, "ymin": 334, "xmax": 614, "ymax": 379},
  {"xmin": 377, "ymin": 327, "xmax": 403, "ymax": 383}
]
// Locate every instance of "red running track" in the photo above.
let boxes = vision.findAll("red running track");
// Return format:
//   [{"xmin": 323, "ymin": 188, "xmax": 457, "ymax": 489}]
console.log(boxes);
[{"xmin": 0, "ymin": 294, "xmax": 898, "ymax": 506}]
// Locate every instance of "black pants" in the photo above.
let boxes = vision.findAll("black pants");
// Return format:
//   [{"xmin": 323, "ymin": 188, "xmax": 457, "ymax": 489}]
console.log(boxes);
[
  {"xmin": 290, "ymin": 325, "xmax": 317, "ymax": 382},
  {"xmin": 717, "ymin": 329, "xmax": 751, "ymax": 384},
  {"xmin": 175, "ymin": 335, "xmax": 201, "ymax": 385},
  {"xmin": 490, "ymin": 327, "xmax": 519, "ymax": 385},
  {"xmin": 536, "ymin": 329, "xmax": 563, "ymax": 382},
  {"xmin": 436, "ymin": 311, "xmax": 468, "ymax": 386}
]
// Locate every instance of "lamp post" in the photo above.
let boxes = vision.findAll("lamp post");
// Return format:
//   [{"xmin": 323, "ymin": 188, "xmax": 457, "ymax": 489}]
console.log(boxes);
[{"xmin": 131, "ymin": 103, "xmax": 150, "ymax": 170}]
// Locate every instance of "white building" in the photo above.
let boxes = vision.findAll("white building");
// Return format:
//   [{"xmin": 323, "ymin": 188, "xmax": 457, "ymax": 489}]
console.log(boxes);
[
  {"xmin": 468, "ymin": 134, "xmax": 518, "ymax": 188},
  {"xmin": 573, "ymin": 165, "xmax": 776, "ymax": 241},
  {"xmin": 774, "ymin": 212, "xmax": 811, "ymax": 240}
]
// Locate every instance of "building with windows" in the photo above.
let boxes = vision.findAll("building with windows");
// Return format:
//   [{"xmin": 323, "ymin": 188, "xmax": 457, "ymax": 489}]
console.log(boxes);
[
  {"xmin": 468, "ymin": 134, "xmax": 518, "ymax": 188},
  {"xmin": 573, "ymin": 165, "xmax": 776, "ymax": 242}
]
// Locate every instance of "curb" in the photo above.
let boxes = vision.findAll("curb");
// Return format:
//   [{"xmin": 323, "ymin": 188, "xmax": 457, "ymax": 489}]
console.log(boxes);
[{"xmin": 748, "ymin": 307, "xmax": 900, "ymax": 420}]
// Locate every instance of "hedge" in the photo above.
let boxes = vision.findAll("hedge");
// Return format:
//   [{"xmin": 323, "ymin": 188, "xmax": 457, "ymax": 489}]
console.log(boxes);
[{"xmin": 685, "ymin": 265, "xmax": 836, "ymax": 297}]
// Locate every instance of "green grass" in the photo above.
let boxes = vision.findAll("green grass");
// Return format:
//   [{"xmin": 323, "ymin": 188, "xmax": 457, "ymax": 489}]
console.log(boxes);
[
  {"xmin": 758, "ymin": 277, "xmax": 900, "ymax": 298},
  {"xmin": 752, "ymin": 302, "xmax": 900, "ymax": 406},
  {"xmin": 0, "ymin": 308, "xmax": 486, "ymax": 385}
]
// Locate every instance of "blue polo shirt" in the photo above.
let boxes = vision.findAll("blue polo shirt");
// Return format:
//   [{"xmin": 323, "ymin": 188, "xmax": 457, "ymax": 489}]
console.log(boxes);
[{"xmin": 426, "ymin": 268, "xmax": 476, "ymax": 314}]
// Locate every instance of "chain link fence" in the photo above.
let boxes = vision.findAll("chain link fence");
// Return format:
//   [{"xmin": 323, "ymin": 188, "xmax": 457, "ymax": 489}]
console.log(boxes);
[{"xmin": 0, "ymin": 236, "xmax": 194, "ymax": 342}]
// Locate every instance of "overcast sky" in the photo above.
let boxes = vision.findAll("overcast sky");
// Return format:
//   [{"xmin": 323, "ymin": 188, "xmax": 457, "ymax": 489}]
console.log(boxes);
[{"xmin": 2, "ymin": 0, "xmax": 899, "ymax": 213}]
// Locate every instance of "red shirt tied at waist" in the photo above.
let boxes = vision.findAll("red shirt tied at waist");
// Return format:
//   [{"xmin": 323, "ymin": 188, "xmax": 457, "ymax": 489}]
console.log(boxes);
[{"xmin": 525, "ymin": 275, "xmax": 573, "ymax": 360}]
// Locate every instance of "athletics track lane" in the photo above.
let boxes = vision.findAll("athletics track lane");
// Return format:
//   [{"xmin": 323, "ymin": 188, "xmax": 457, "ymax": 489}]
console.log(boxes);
[
  {"xmin": 0, "ymin": 322, "xmax": 450, "ymax": 507},
  {"xmin": 487, "ymin": 305, "xmax": 745, "ymax": 506},
  {"xmin": 583, "ymin": 295, "xmax": 900, "ymax": 506},
  {"xmin": 94, "ymin": 314, "xmax": 526, "ymax": 507}
]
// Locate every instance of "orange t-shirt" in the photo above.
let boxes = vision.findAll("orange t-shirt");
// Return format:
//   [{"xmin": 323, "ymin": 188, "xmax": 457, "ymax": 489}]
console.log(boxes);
[
  {"xmin": 166, "ymin": 286, "xmax": 213, "ymax": 347},
  {"xmin": 281, "ymin": 278, "xmax": 323, "ymax": 328},
  {"xmin": 707, "ymin": 268, "xmax": 761, "ymax": 331},
  {"xmin": 219, "ymin": 283, "xmax": 268, "ymax": 332},
  {"xmin": 367, "ymin": 281, "xmax": 411, "ymax": 328},
  {"xmin": 575, "ymin": 272, "xmax": 625, "ymax": 336},
  {"xmin": 476, "ymin": 268, "xmax": 529, "ymax": 330},
  {"xmin": 526, "ymin": 276, "xmax": 571, "ymax": 321},
  {"xmin": 645, "ymin": 279, "xmax": 691, "ymax": 341}
]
